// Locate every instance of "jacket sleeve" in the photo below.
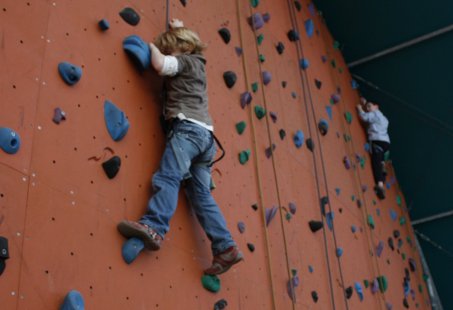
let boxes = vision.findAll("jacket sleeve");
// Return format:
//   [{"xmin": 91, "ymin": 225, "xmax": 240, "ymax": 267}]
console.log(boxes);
[{"xmin": 358, "ymin": 110, "xmax": 379, "ymax": 123}]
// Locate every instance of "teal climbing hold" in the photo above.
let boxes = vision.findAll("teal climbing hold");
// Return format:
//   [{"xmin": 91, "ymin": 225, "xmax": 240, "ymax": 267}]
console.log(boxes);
[
  {"xmin": 254, "ymin": 105, "xmax": 266, "ymax": 119},
  {"xmin": 250, "ymin": 0, "xmax": 259, "ymax": 8},
  {"xmin": 201, "ymin": 274, "xmax": 221, "ymax": 293},
  {"xmin": 333, "ymin": 41, "xmax": 340, "ymax": 50},
  {"xmin": 344, "ymin": 111, "xmax": 353, "ymax": 124},
  {"xmin": 399, "ymin": 216, "xmax": 406, "ymax": 226},
  {"xmin": 396, "ymin": 195, "xmax": 402, "ymax": 206},
  {"xmin": 235, "ymin": 121, "xmax": 246, "ymax": 135},
  {"xmin": 258, "ymin": 54, "xmax": 265, "ymax": 63},
  {"xmin": 367, "ymin": 215, "xmax": 375, "ymax": 229},
  {"xmin": 252, "ymin": 82, "xmax": 258, "ymax": 93},
  {"xmin": 378, "ymin": 276, "xmax": 388, "ymax": 293},
  {"xmin": 239, "ymin": 149, "xmax": 251, "ymax": 165},
  {"xmin": 257, "ymin": 34, "xmax": 264, "ymax": 45}
]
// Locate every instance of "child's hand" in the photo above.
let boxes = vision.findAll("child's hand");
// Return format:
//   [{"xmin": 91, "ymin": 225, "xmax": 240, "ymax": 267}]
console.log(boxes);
[
  {"xmin": 169, "ymin": 18, "xmax": 184, "ymax": 29},
  {"xmin": 360, "ymin": 97, "xmax": 367, "ymax": 105},
  {"xmin": 356, "ymin": 104, "xmax": 364, "ymax": 112}
]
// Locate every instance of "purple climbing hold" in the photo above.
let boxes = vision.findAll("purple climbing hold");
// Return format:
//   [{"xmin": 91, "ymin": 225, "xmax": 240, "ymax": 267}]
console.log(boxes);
[
  {"xmin": 240, "ymin": 92, "xmax": 252, "ymax": 109},
  {"xmin": 235, "ymin": 46, "xmax": 243, "ymax": 56},
  {"xmin": 287, "ymin": 273, "xmax": 299, "ymax": 302},
  {"xmin": 262, "ymin": 12, "xmax": 271, "ymax": 23},
  {"xmin": 269, "ymin": 111, "xmax": 277, "ymax": 123},
  {"xmin": 343, "ymin": 156, "xmax": 351, "ymax": 170},
  {"xmin": 376, "ymin": 241, "xmax": 384, "ymax": 257},
  {"xmin": 361, "ymin": 185, "xmax": 368, "ymax": 192},
  {"xmin": 265, "ymin": 206, "xmax": 278, "ymax": 226},
  {"xmin": 262, "ymin": 71, "xmax": 272, "ymax": 85},
  {"xmin": 288, "ymin": 202, "xmax": 296, "ymax": 215},
  {"xmin": 248, "ymin": 13, "xmax": 265, "ymax": 30},
  {"xmin": 265, "ymin": 144, "xmax": 276, "ymax": 158},
  {"xmin": 53, "ymin": 107, "xmax": 66, "ymax": 124},
  {"xmin": 308, "ymin": 2, "xmax": 316, "ymax": 16},
  {"xmin": 371, "ymin": 278, "xmax": 379, "ymax": 294},
  {"xmin": 331, "ymin": 93, "xmax": 341, "ymax": 104},
  {"xmin": 237, "ymin": 221, "xmax": 246, "ymax": 234},
  {"xmin": 321, "ymin": 55, "xmax": 327, "ymax": 63}
]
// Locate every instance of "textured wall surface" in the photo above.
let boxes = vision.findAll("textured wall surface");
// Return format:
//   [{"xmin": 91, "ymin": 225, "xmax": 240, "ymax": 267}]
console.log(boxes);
[{"xmin": 0, "ymin": 0, "xmax": 431, "ymax": 309}]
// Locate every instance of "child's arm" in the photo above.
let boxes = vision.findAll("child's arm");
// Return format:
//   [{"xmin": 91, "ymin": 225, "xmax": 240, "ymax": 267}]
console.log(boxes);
[
  {"xmin": 149, "ymin": 43, "xmax": 165, "ymax": 73},
  {"xmin": 357, "ymin": 104, "xmax": 378, "ymax": 123}
]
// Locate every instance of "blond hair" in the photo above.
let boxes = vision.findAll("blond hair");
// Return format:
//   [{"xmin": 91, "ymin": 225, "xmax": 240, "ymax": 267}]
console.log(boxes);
[{"xmin": 154, "ymin": 27, "xmax": 206, "ymax": 55}]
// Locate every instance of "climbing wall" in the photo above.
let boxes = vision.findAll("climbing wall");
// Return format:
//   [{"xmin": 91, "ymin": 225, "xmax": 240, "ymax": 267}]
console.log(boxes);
[{"xmin": 0, "ymin": 0, "xmax": 431, "ymax": 309}]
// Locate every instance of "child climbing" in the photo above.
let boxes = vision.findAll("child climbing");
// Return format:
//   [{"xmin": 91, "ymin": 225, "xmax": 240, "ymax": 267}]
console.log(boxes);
[
  {"xmin": 357, "ymin": 97, "xmax": 390, "ymax": 200},
  {"xmin": 117, "ymin": 19, "xmax": 243, "ymax": 275}
]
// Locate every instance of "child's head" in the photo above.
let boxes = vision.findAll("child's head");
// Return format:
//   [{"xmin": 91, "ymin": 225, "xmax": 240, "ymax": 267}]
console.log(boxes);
[
  {"xmin": 154, "ymin": 27, "xmax": 206, "ymax": 55},
  {"xmin": 366, "ymin": 101, "xmax": 379, "ymax": 112}
]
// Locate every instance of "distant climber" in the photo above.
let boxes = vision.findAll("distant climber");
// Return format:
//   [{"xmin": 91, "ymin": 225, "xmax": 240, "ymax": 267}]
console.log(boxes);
[
  {"xmin": 117, "ymin": 18, "xmax": 243, "ymax": 275},
  {"xmin": 357, "ymin": 97, "xmax": 390, "ymax": 199}
]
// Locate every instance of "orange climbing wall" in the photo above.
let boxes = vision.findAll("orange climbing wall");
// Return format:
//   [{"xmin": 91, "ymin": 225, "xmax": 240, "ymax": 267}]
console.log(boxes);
[{"xmin": 0, "ymin": 0, "xmax": 431, "ymax": 309}]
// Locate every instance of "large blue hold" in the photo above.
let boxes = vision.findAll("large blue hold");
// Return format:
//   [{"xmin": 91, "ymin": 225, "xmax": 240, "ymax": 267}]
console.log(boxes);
[
  {"xmin": 304, "ymin": 19, "xmax": 314, "ymax": 38},
  {"xmin": 123, "ymin": 35, "xmax": 151, "ymax": 71},
  {"xmin": 58, "ymin": 62, "xmax": 82, "ymax": 86},
  {"xmin": 60, "ymin": 290, "xmax": 84, "ymax": 310},
  {"xmin": 0, "ymin": 127, "xmax": 21, "ymax": 154},
  {"xmin": 293, "ymin": 130, "xmax": 304, "ymax": 148},
  {"xmin": 354, "ymin": 282, "xmax": 364, "ymax": 301},
  {"xmin": 299, "ymin": 58, "xmax": 309, "ymax": 70},
  {"xmin": 104, "ymin": 100, "xmax": 130, "ymax": 142},
  {"xmin": 122, "ymin": 237, "xmax": 145, "ymax": 264}
]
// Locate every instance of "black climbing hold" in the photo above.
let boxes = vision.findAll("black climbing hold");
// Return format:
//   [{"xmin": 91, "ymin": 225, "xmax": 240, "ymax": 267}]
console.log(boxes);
[
  {"xmin": 393, "ymin": 230, "xmax": 400, "ymax": 239},
  {"xmin": 248, "ymin": 13, "xmax": 264, "ymax": 30},
  {"xmin": 306, "ymin": 138, "xmax": 314, "ymax": 152},
  {"xmin": 214, "ymin": 299, "xmax": 228, "ymax": 310},
  {"xmin": 269, "ymin": 111, "xmax": 277, "ymax": 123},
  {"xmin": 388, "ymin": 237, "xmax": 395, "ymax": 251},
  {"xmin": 318, "ymin": 119, "xmax": 328, "ymax": 136},
  {"xmin": 53, "ymin": 107, "xmax": 66, "ymax": 124},
  {"xmin": 251, "ymin": 203, "xmax": 258, "ymax": 211},
  {"xmin": 104, "ymin": 100, "xmax": 130, "ymax": 142},
  {"xmin": 356, "ymin": 199, "xmax": 362, "ymax": 208},
  {"xmin": 180, "ymin": 0, "xmax": 187, "ymax": 7},
  {"xmin": 0, "ymin": 127, "xmax": 21, "ymax": 155},
  {"xmin": 123, "ymin": 35, "xmax": 151, "ymax": 72},
  {"xmin": 58, "ymin": 62, "xmax": 82, "ymax": 86},
  {"xmin": 276, "ymin": 42, "xmax": 285, "ymax": 54},
  {"xmin": 281, "ymin": 81, "xmax": 287, "ymax": 88},
  {"xmin": 223, "ymin": 71, "xmax": 237, "ymax": 88},
  {"xmin": 345, "ymin": 286, "xmax": 353, "ymax": 299},
  {"xmin": 311, "ymin": 291, "xmax": 318, "ymax": 303},
  {"xmin": 61, "ymin": 290, "xmax": 84, "ymax": 310},
  {"xmin": 294, "ymin": 1, "xmax": 302, "ymax": 11},
  {"xmin": 403, "ymin": 298, "xmax": 409, "ymax": 308},
  {"xmin": 102, "ymin": 156, "xmax": 121, "ymax": 179},
  {"xmin": 308, "ymin": 220, "xmax": 323, "ymax": 233},
  {"xmin": 279, "ymin": 129, "xmax": 286, "ymax": 140},
  {"xmin": 247, "ymin": 243, "xmax": 255, "ymax": 252},
  {"xmin": 409, "ymin": 258, "xmax": 416, "ymax": 272},
  {"xmin": 287, "ymin": 29, "xmax": 300, "ymax": 41},
  {"xmin": 119, "ymin": 7, "xmax": 140, "ymax": 26},
  {"xmin": 98, "ymin": 19, "xmax": 110, "ymax": 31},
  {"xmin": 0, "ymin": 236, "xmax": 10, "ymax": 276},
  {"xmin": 218, "ymin": 28, "xmax": 231, "ymax": 44},
  {"xmin": 265, "ymin": 144, "xmax": 276, "ymax": 158},
  {"xmin": 314, "ymin": 79, "xmax": 322, "ymax": 89}
]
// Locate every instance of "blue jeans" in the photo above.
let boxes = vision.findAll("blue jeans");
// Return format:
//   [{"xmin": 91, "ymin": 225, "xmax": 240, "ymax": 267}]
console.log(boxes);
[{"xmin": 139, "ymin": 120, "xmax": 236, "ymax": 255}]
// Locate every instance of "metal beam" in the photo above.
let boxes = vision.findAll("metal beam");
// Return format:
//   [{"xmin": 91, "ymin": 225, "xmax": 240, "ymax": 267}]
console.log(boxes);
[
  {"xmin": 348, "ymin": 23, "xmax": 453, "ymax": 68},
  {"xmin": 412, "ymin": 210, "xmax": 453, "ymax": 226}
]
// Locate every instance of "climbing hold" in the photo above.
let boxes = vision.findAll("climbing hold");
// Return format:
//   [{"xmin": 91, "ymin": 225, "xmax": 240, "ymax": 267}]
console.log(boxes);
[
  {"xmin": 53, "ymin": 107, "xmax": 66, "ymax": 124},
  {"xmin": 291, "ymin": 91, "xmax": 297, "ymax": 99},
  {"xmin": 308, "ymin": 220, "xmax": 323, "ymax": 233},
  {"xmin": 265, "ymin": 144, "xmax": 276, "ymax": 158},
  {"xmin": 287, "ymin": 272, "xmax": 299, "ymax": 302},
  {"xmin": 344, "ymin": 111, "xmax": 353, "ymax": 124},
  {"xmin": 345, "ymin": 286, "xmax": 353, "ymax": 299},
  {"xmin": 398, "ymin": 239, "xmax": 404, "ymax": 249},
  {"xmin": 351, "ymin": 79, "xmax": 359, "ymax": 89},
  {"xmin": 331, "ymin": 59, "xmax": 337, "ymax": 68},
  {"xmin": 251, "ymin": 203, "xmax": 258, "ymax": 211},
  {"xmin": 265, "ymin": 206, "xmax": 278, "ymax": 226},
  {"xmin": 367, "ymin": 215, "xmax": 375, "ymax": 229},
  {"xmin": 287, "ymin": 29, "xmax": 300, "ymax": 42},
  {"xmin": 248, "ymin": 13, "xmax": 264, "ymax": 30},
  {"xmin": 304, "ymin": 19, "xmax": 314, "ymax": 38},
  {"xmin": 119, "ymin": 7, "xmax": 140, "ymax": 26},
  {"xmin": 396, "ymin": 195, "xmax": 402, "ymax": 206},
  {"xmin": 399, "ymin": 216, "xmax": 406, "ymax": 226},
  {"xmin": 294, "ymin": 1, "xmax": 302, "ymax": 11},
  {"xmin": 377, "ymin": 275, "xmax": 388, "ymax": 293},
  {"xmin": 269, "ymin": 111, "xmax": 277, "ymax": 123},
  {"xmin": 98, "ymin": 19, "xmax": 110, "ymax": 31},
  {"xmin": 371, "ymin": 278, "xmax": 379, "ymax": 294},
  {"xmin": 180, "ymin": 0, "xmax": 187, "ymax": 6},
  {"xmin": 393, "ymin": 230, "xmax": 400, "ymax": 239},
  {"xmin": 218, "ymin": 28, "xmax": 231, "ymax": 44},
  {"xmin": 58, "ymin": 62, "xmax": 82, "ymax": 85},
  {"xmin": 288, "ymin": 202, "xmax": 296, "ymax": 215},
  {"xmin": 122, "ymin": 237, "xmax": 145, "ymax": 264},
  {"xmin": 254, "ymin": 105, "xmax": 266, "ymax": 119},
  {"xmin": 293, "ymin": 130, "xmax": 304, "ymax": 148},
  {"xmin": 240, "ymin": 91, "xmax": 252, "ymax": 108},
  {"xmin": 214, "ymin": 299, "xmax": 228, "ymax": 310},
  {"xmin": 285, "ymin": 213, "xmax": 292, "ymax": 221},
  {"xmin": 250, "ymin": 0, "xmax": 259, "ymax": 8},
  {"xmin": 389, "ymin": 209, "xmax": 397, "ymax": 221},
  {"xmin": 376, "ymin": 241, "xmax": 384, "ymax": 257},
  {"xmin": 361, "ymin": 185, "xmax": 368, "ymax": 192},
  {"xmin": 409, "ymin": 258, "xmax": 416, "ymax": 272},
  {"xmin": 223, "ymin": 71, "xmax": 237, "ymax": 88},
  {"xmin": 333, "ymin": 40, "xmax": 341, "ymax": 50},
  {"xmin": 258, "ymin": 54, "xmax": 265, "ymax": 63},
  {"xmin": 336, "ymin": 247, "xmax": 343, "ymax": 257},
  {"xmin": 351, "ymin": 225, "xmax": 357, "ymax": 233},
  {"xmin": 237, "ymin": 221, "xmax": 246, "ymax": 234},
  {"xmin": 388, "ymin": 237, "xmax": 395, "ymax": 251},
  {"xmin": 299, "ymin": 58, "xmax": 309, "ymax": 70},
  {"xmin": 343, "ymin": 156, "xmax": 351, "ymax": 170},
  {"xmin": 0, "ymin": 127, "xmax": 21, "ymax": 154},
  {"xmin": 320, "ymin": 196, "xmax": 329, "ymax": 215},
  {"xmin": 201, "ymin": 274, "xmax": 220, "ymax": 293},
  {"xmin": 281, "ymin": 81, "xmax": 287, "ymax": 88},
  {"xmin": 331, "ymin": 93, "xmax": 341, "ymax": 104},
  {"xmin": 235, "ymin": 121, "xmax": 246, "ymax": 135},
  {"xmin": 60, "ymin": 290, "xmax": 85, "ymax": 310},
  {"xmin": 104, "ymin": 100, "xmax": 130, "ymax": 142},
  {"xmin": 238, "ymin": 149, "xmax": 251, "ymax": 165},
  {"xmin": 403, "ymin": 298, "xmax": 409, "ymax": 309},
  {"xmin": 102, "ymin": 156, "xmax": 121, "ymax": 179},
  {"xmin": 235, "ymin": 47, "xmax": 243, "ymax": 56},
  {"xmin": 364, "ymin": 279, "xmax": 369, "ymax": 288},
  {"xmin": 351, "ymin": 195, "xmax": 356, "ymax": 202},
  {"xmin": 263, "ymin": 13, "xmax": 270, "ymax": 23},
  {"xmin": 257, "ymin": 34, "xmax": 264, "ymax": 45},
  {"xmin": 306, "ymin": 138, "xmax": 314, "ymax": 152},
  {"xmin": 354, "ymin": 282, "xmax": 364, "ymax": 301},
  {"xmin": 123, "ymin": 35, "xmax": 151, "ymax": 71},
  {"xmin": 308, "ymin": 265, "xmax": 314, "ymax": 273},
  {"xmin": 318, "ymin": 119, "xmax": 329, "ymax": 136},
  {"xmin": 0, "ymin": 236, "xmax": 10, "ymax": 276},
  {"xmin": 314, "ymin": 79, "xmax": 322, "ymax": 89},
  {"xmin": 311, "ymin": 291, "xmax": 319, "ymax": 303},
  {"xmin": 276, "ymin": 42, "xmax": 285, "ymax": 54},
  {"xmin": 364, "ymin": 142, "xmax": 371, "ymax": 153},
  {"xmin": 321, "ymin": 55, "xmax": 327, "ymax": 63},
  {"xmin": 326, "ymin": 212, "xmax": 334, "ymax": 231},
  {"xmin": 325, "ymin": 106, "xmax": 332, "ymax": 120},
  {"xmin": 279, "ymin": 129, "xmax": 286, "ymax": 140},
  {"xmin": 262, "ymin": 71, "xmax": 272, "ymax": 85},
  {"xmin": 247, "ymin": 243, "xmax": 255, "ymax": 252},
  {"xmin": 251, "ymin": 82, "xmax": 258, "ymax": 93}
]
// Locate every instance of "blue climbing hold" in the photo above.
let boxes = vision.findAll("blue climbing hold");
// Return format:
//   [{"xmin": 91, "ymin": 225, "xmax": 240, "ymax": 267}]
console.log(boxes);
[
  {"xmin": 308, "ymin": 2, "xmax": 316, "ymax": 16},
  {"xmin": 98, "ymin": 19, "xmax": 110, "ymax": 31},
  {"xmin": 326, "ymin": 212, "xmax": 334, "ymax": 231},
  {"xmin": 60, "ymin": 290, "xmax": 84, "ymax": 310},
  {"xmin": 262, "ymin": 71, "xmax": 272, "ymax": 85},
  {"xmin": 335, "ymin": 188, "xmax": 341, "ymax": 195},
  {"xmin": 293, "ymin": 130, "xmax": 304, "ymax": 148},
  {"xmin": 104, "ymin": 100, "xmax": 130, "ymax": 142},
  {"xmin": 376, "ymin": 241, "xmax": 384, "ymax": 257},
  {"xmin": 326, "ymin": 106, "xmax": 332, "ymax": 120},
  {"xmin": 265, "ymin": 206, "xmax": 278, "ymax": 226},
  {"xmin": 0, "ymin": 127, "xmax": 21, "ymax": 154},
  {"xmin": 308, "ymin": 265, "xmax": 314, "ymax": 273},
  {"xmin": 304, "ymin": 19, "xmax": 314, "ymax": 38},
  {"xmin": 123, "ymin": 35, "xmax": 151, "ymax": 72},
  {"xmin": 336, "ymin": 247, "xmax": 343, "ymax": 257},
  {"xmin": 318, "ymin": 119, "xmax": 329, "ymax": 136},
  {"xmin": 351, "ymin": 79, "xmax": 359, "ymax": 89},
  {"xmin": 122, "ymin": 237, "xmax": 145, "ymax": 264},
  {"xmin": 248, "ymin": 13, "xmax": 265, "ymax": 30},
  {"xmin": 351, "ymin": 225, "xmax": 357, "ymax": 233},
  {"xmin": 58, "ymin": 62, "xmax": 82, "ymax": 86},
  {"xmin": 299, "ymin": 58, "xmax": 309, "ymax": 70},
  {"xmin": 354, "ymin": 282, "xmax": 364, "ymax": 301},
  {"xmin": 389, "ymin": 209, "xmax": 397, "ymax": 221}
]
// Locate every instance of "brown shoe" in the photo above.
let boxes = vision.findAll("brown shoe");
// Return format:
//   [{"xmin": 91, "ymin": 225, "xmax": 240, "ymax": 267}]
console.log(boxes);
[
  {"xmin": 204, "ymin": 246, "xmax": 243, "ymax": 275},
  {"xmin": 117, "ymin": 220, "xmax": 163, "ymax": 251}
]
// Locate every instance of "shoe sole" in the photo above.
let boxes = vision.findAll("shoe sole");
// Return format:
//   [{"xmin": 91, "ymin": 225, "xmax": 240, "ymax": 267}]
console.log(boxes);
[
  {"xmin": 117, "ymin": 221, "xmax": 160, "ymax": 251},
  {"xmin": 207, "ymin": 252, "xmax": 244, "ymax": 275}
]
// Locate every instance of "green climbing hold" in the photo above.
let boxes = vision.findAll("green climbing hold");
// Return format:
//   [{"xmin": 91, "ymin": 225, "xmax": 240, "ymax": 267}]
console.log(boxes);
[
  {"xmin": 351, "ymin": 195, "xmax": 355, "ymax": 202},
  {"xmin": 360, "ymin": 157, "xmax": 366, "ymax": 169},
  {"xmin": 236, "ymin": 121, "xmax": 246, "ymax": 135},
  {"xmin": 254, "ymin": 105, "xmax": 266, "ymax": 119},
  {"xmin": 286, "ymin": 213, "xmax": 292, "ymax": 221},
  {"xmin": 257, "ymin": 34, "xmax": 264, "ymax": 45},
  {"xmin": 399, "ymin": 216, "xmax": 406, "ymax": 226},
  {"xmin": 252, "ymin": 82, "xmax": 258, "ymax": 93},
  {"xmin": 250, "ymin": 0, "xmax": 259, "ymax": 8},
  {"xmin": 201, "ymin": 274, "xmax": 221, "ymax": 293},
  {"xmin": 377, "ymin": 276, "xmax": 388, "ymax": 293},
  {"xmin": 331, "ymin": 59, "xmax": 336, "ymax": 68},
  {"xmin": 279, "ymin": 129, "xmax": 286, "ymax": 140},
  {"xmin": 396, "ymin": 195, "xmax": 402, "ymax": 206},
  {"xmin": 423, "ymin": 274, "xmax": 429, "ymax": 282},
  {"xmin": 363, "ymin": 279, "xmax": 369, "ymax": 288},
  {"xmin": 239, "ymin": 149, "xmax": 251, "ymax": 165},
  {"xmin": 372, "ymin": 199, "xmax": 377, "ymax": 206},
  {"xmin": 258, "ymin": 54, "xmax": 265, "ymax": 63},
  {"xmin": 333, "ymin": 41, "xmax": 340, "ymax": 50},
  {"xmin": 329, "ymin": 98, "xmax": 335, "ymax": 105},
  {"xmin": 294, "ymin": 1, "xmax": 302, "ymax": 11},
  {"xmin": 344, "ymin": 111, "xmax": 353, "ymax": 124},
  {"xmin": 402, "ymin": 253, "xmax": 406, "ymax": 260},
  {"xmin": 343, "ymin": 134, "xmax": 351, "ymax": 142},
  {"xmin": 291, "ymin": 269, "xmax": 297, "ymax": 277},
  {"xmin": 367, "ymin": 215, "xmax": 375, "ymax": 229}
]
